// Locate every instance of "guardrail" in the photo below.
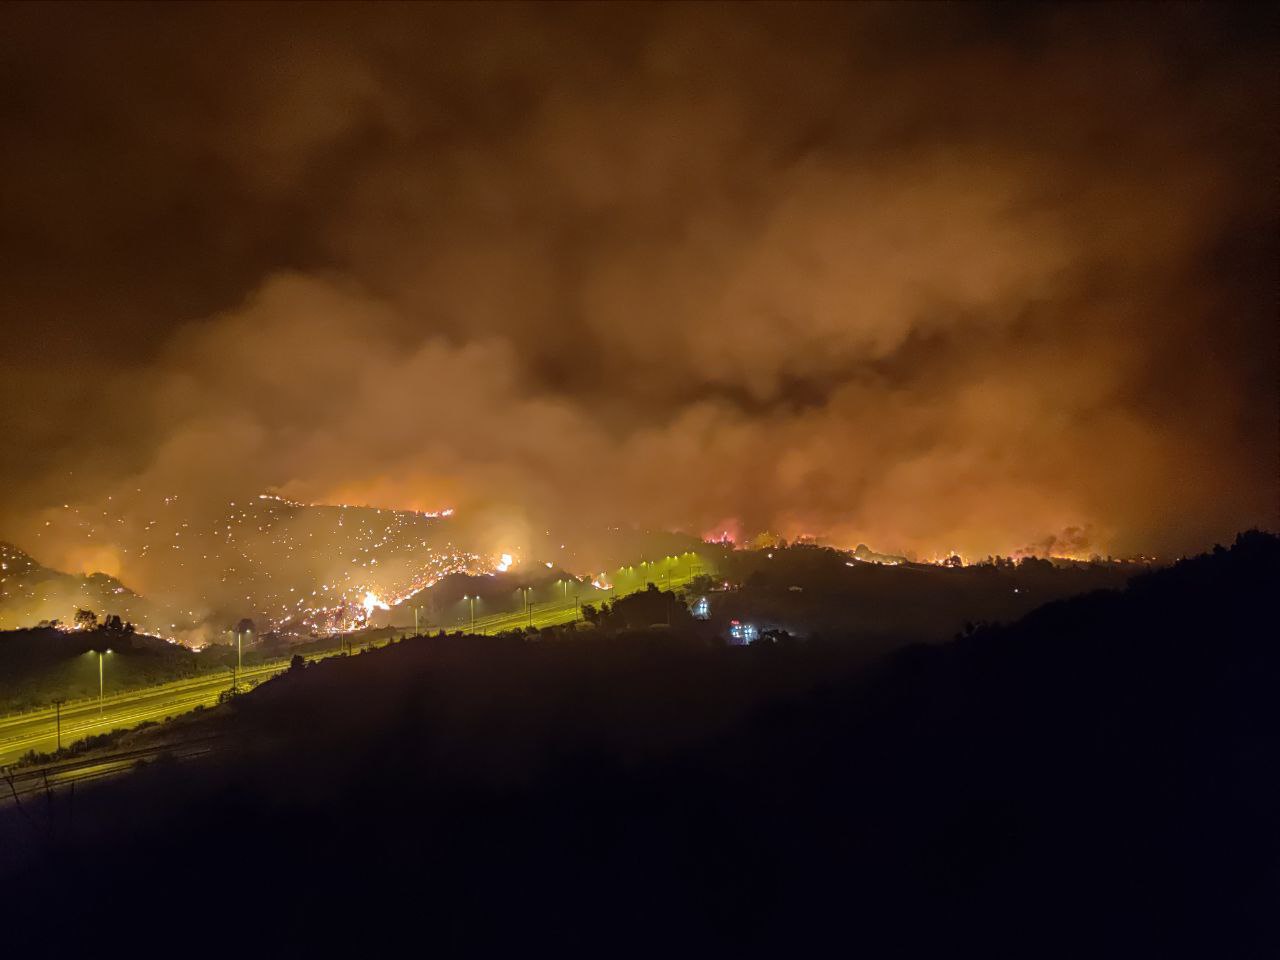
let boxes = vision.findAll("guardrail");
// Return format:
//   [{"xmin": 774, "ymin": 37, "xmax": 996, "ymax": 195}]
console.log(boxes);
[{"xmin": 0, "ymin": 735, "xmax": 226, "ymax": 803}]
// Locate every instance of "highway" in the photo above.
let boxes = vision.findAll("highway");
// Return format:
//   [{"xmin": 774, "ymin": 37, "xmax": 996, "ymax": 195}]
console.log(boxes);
[
  {"xmin": 0, "ymin": 660, "xmax": 287, "ymax": 766},
  {"xmin": 454, "ymin": 569, "xmax": 696, "ymax": 635},
  {"xmin": 0, "ymin": 569, "xmax": 701, "ymax": 767},
  {"xmin": 0, "ymin": 631, "xmax": 409, "ymax": 766}
]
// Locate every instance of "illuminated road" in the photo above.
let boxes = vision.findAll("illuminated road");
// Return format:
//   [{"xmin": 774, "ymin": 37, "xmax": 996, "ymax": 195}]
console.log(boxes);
[
  {"xmin": 0, "ymin": 660, "xmax": 286, "ymax": 766},
  {"xmin": 0, "ymin": 633, "xmax": 407, "ymax": 766},
  {"xmin": 455, "ymin": 571, "xmax": 697, "ymax": 635},
  {"xmin": 0, "ymin": 566, "xmax": 702, "ymax": 767}
]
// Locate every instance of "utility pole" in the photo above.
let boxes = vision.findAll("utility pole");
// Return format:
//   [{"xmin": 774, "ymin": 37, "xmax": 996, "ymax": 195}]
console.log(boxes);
[
  {"xmin": 236, "ymin": 630, "xmax": 242, "ymax": 673},
  {"xmin": 52, "ymin": 698, "xmax": 65, "ymax": 752},
  {"xmin": 413, "ymin": 605, "xmax": 420, "ymax": 634}
]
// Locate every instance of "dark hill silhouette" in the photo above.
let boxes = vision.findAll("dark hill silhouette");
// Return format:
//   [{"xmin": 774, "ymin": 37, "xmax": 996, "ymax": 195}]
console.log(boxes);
[
  {"xmin": 1, "ymin": 532, "xmax": 1274, "ymax": 956},
  {"xmin": 713, "ymin": 540, "xmax": 1148, "ymax": 642}
]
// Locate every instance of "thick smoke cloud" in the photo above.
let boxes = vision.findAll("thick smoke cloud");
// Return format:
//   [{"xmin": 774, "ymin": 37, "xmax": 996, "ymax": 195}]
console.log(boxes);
[{"xmin": 0, "ymin": 3, "xmax": 1276, "ymax": 584}]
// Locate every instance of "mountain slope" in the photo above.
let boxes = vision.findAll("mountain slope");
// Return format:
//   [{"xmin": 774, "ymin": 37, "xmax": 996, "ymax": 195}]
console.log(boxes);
[
  {"xmin": 1, "ymin": 532, "xmax": 1273, "ymax": 954},
  {"xmin": 0, "ymin": 541, "xmax": 168, "ymax": 632}
]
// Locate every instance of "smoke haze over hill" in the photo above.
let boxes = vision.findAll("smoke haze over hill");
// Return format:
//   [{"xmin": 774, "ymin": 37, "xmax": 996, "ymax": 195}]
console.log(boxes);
[{"xmin": 0, "ymin": 4, "xmax": 1276, "ymax": 586}]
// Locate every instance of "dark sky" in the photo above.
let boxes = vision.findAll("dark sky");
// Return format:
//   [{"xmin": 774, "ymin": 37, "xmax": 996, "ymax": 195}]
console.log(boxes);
[{"xmin": 0, "ymin": 2, "xmax": 1276, "ymax": 579}]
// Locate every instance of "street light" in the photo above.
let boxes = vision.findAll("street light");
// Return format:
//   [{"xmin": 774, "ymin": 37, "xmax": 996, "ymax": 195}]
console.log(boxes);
[
  {"xmin": 463, "ymin": 595, "xmax": 478, "ymax": 633},
  {"xmin": 96, "ymin": 649, "xmax": 111, "ymax": 715},
  {"xmin": 517, "ymin": 586, "xmax": 535, "ymax": 627}
]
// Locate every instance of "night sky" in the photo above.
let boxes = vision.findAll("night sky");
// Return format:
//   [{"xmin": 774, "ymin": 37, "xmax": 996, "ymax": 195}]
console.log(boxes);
[{"xmin": 1, "ymin": 3, "xmax": 1276, "ymax": 583}]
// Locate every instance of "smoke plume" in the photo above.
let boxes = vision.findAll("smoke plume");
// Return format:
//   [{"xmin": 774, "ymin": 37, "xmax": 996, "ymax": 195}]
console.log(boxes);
[{"xmin": 0, "ymin": 3, "xmax": 1275, "ymax": 591}]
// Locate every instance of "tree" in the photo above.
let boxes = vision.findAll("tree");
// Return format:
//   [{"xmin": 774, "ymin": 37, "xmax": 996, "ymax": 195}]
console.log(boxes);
[
  {"xmin": 99, "ymin": 614, "xmax": 136, "ymax": 649},
  {"xmin": 74, "ymin": 608, "xmax": 98, "ymax": 631},
  {"xmin": 288, "ymin": 654, "xmax": 306, "ymax": 674},
  {"xmin": 689, "ymin": 574, "xmax": 716, "ymax": 594},
  {"xmin": 602, "ymin": 585, "xmax": 691, "ymax": 630}
]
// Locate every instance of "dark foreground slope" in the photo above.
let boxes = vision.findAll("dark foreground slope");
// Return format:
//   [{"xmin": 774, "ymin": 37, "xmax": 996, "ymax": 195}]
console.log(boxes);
[{"xmin": 2, "ymin": 534, "xmax": 1275, "ymax": 956}]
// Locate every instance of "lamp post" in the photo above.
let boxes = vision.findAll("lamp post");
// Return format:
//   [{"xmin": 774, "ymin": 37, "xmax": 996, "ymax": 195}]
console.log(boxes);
[
  {"xmin": 96, "ymin": 650, "xmax": 110, "ymax": 715},
  {"xmin": 464, "ymin": 595, "xmax": 477, "ymax": 633}
]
